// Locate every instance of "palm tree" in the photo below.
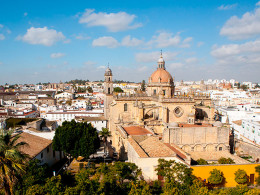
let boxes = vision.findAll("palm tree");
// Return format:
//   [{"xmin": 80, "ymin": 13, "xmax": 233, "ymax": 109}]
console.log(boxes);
[
  {"xmin": 99, "ymin": 128, "xmax": 111, "ymax": 155},
  {"xmin": 0, "ymin": 129, "xmax": 28, "ymax": 195}
]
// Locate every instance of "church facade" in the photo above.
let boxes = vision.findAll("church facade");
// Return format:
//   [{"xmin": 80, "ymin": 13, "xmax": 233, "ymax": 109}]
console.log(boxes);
[{"xmin": 104, "ymin": 54, "xmax": 217, "ymax": 156}]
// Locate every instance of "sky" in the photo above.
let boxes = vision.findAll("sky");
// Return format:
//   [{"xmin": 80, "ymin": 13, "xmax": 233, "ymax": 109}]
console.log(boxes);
[{"xmin": 0, "ymin": 0, "xmax": 260, "ymax": 84}]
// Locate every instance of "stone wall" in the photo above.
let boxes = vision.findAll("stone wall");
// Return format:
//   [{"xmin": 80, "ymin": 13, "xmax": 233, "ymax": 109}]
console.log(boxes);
[
  {"xmin": 235, "ymin": 139, "xmax": 260, "ymax": 161},
  {"xmin": 163, "ymin": 126, "xmax": 230, "ymax": 152}
]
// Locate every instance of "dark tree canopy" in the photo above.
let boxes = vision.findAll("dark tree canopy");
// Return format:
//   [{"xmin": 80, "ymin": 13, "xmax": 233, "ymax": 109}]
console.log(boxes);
[
  {"xmin": 218, "ymin": 157, "xmax": 234, "ymax": 164},
  {"xmin": 234, "ymin": 169, "xmax": 248, "ymax": 184},
  {"xmin": 53, "ymin": 120, "xmax": 100, "ymax": 158},
  {"xmin": 114, "ymin": 87, "xmax": 124, "ymax": 93}
]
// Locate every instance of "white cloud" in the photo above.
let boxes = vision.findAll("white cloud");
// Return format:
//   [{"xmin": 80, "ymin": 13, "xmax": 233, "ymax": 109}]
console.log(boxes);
[
  {"xmin": 148, "ymin": 32, "xmax": 181, "ymax": 48},
  {"xmin": 256, "ymin": 1, "xmax": 260, "ymax": 6},
  {"xmin": 147, "ymin": 32, "xmax": 192, "ymax": 48},
  {"xmin": 137, "ymin": 66, "xmax": 147, "ymax": 72},
  {"xmin": 50, "ymin": 53, "xmax": 65, "ymax": 58},
  {"xmin": 121, "ymin": 35, "xmax": 143, "ymax": 47},
  {"xmin": 0, "ymin": 34, "xmax": 5, "ymax": 40},
  {"xmin": 17, "ymin": 27, "xmax": 66, "ymax": 46},
  {"xmin": 220, "ymin": 8, "xmax": 260, "ymax": 40},
  {"xmin": 75, "ymin": 34, "xmax": 91, "ymax": 40},
  {"xmin": 135, "ymin": 51, "xmax": 178, "ymax": 63},
  {"xmin": 181, "ymin": 37, "xmax": 193, "ymax": 48},
  {"xmin": 92, "ymin": 36, "xmax": 120, "ymax": 48},
  {"xmin": 185, "ymin": 57, "xmax": 199, "ymax": 64},
  {"xmin": 168, "ymin": 62, "xmax": 183, "ymax": 69},
  {"xmin": 97, "ymin": 65, "xmax": 106, "ymax": 69},
  {"xmin": 84, "ymin": 61, "xmax": 97, "ymax": 66},
  {"xmin": 211, "ymin": 40, "xmax": 260, "ymax": 58},
  {"xmin": 211, "ymin": 39, "xmax": 260, "ymax": 76},
  {"xmin": 218, "ymin": 4, "xmax": 237, "ymax": 10},
  {"xmin": 79, "ymin": 9, "xmax": 142, "ymax": 32},
  {"xmin": 0, "ymin": 24, "xmax": 3, "ymax": 28},
  {"xmin": 197, "ymin": 41, "xmax": 204, "ymax": 47}
]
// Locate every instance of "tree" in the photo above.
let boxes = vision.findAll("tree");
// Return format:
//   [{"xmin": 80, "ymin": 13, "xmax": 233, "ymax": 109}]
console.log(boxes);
[
  {"xmin": 87, "ymin": 86, "xmax": 93, "ymax": 93},
  {"xmin": 255, "ymin": 165, "xmax": 260, "ymax": 186},
  {"xmin": 15, "ymin": 159, "xmax": 52, "ymax": 193},
  {"xmin": 0, "ymin": 129, "xmax": 28, "ymax": 195},
  {"xmin": 234, "ymin": 169, "xmax": 248, "ymax": 184},
  {"xmin": 255, "ymin": 83, "xmax": 260, "ymax": 89},
  {"xmin": 114, "ymin": 87, "xmax": 124, "ymax": 93},
  {"xmin": 141, "ymin": 80, "xmax": 146, "ymax": 92},
  {"xmin": 99, "ymin": 128, "xmax": 111, "ymax": 155},
  {"xmin": 196, "ymin": 158, "xmax": 208, "ymax": 165},
  {"xmin": 155, "ymin": 159, "xmax": 194, "ymax": 194},
  {"xmin": 241, "ymin": 84, "xmax": 248, "ymax": 91},
  {"xmin": 218, "ymin": 157, "xmax": 234, "ymax": 164},
  {"xmin": 207, "ymin": 168, "xmax": 224, "ymax": 186},
  {"xmin": 53, "ymin": 120, "xmax": 100, "ymax": 159}
]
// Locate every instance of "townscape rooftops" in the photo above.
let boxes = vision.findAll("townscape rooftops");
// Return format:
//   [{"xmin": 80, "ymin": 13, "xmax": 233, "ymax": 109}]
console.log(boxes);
[
  {"xmin": 18, "ymin": 132, "xmax": 52, "ymax": 158},
  {"xmin": 123, "ymin": 126, "xmax": 153, "ymax": 136},
  {"xmin": 75, "ymin": 116, "xmax": 106, "ymax": 121}
]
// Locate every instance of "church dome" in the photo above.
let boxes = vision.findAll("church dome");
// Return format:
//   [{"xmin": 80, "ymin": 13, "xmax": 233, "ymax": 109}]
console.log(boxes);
[
  {"xmin": 150, "ymin": 69, "xmax": 173, "ymax": 83},
  {"xmin": 104, "ymin": 67, "xmax": 112, "ymax": 76},
  {"xmin": 149, "ymin": 53, "xmax": 173, "ymax": 83}
]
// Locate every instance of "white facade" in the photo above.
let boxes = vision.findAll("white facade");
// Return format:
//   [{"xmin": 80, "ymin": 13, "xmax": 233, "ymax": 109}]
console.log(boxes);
[
  {"xmin": 35, "ymin": 143, "xmax": 64, "ymax": 166},
  {"xmin": 45, "ymin": 111, "xmax": 103, "ymax": 125}
]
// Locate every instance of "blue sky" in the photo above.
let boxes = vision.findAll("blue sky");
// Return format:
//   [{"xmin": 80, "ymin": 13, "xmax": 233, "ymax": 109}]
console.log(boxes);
[{"xmin": 0, "ymin": 0, "xmax": 260, "ymax": 84}]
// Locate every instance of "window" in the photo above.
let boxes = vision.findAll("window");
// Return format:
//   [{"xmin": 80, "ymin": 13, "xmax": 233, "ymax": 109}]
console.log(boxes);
[
  {"xmin": 154, "ymin": 90, "xmax": 156, "ymax": 95},
  {"xmin": 163, "ymin": 90, "xmax": 166, "ymax": 95},
  {"xmin": 41, "ymin": 153, "xmax": 43, "ymax": 159},
  {"xmin": 53, "ymin": 151, "xmax": 56, "ymax": 158},
  {"xmin": 124, "ymin": 103, "xmax": 128, "ymax": 112},
  {"xmin": 108, "ymin": 87, "xmax": 110, "ymax": 94},
  {"xmin": 108, "ymin": 77, "xmax": 110, "ymax": 81},
  {"xmin": 219, "ymin": 147, "xmax": 222, "ymax": 151},
  {"xmin": 47, "ymin": 147, "xmax": 49, "ymax": 153}
]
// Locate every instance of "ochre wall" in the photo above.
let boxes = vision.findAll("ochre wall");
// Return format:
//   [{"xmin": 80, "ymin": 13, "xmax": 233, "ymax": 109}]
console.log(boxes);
[{"xmin": 192, "ymin": 163, "xmax": 260, "ymax": 187}]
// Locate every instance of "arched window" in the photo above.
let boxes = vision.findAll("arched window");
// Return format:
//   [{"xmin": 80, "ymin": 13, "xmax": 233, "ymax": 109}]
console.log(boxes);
[
  {"xmin": 108, "ymin": 87, "xmax": 110, "ymax": 94},
  {"xmin": 154, "ymin": 89, "xmax": 156, "ymax": 95},
  {"xmin": 124, "ymin": 103, "xmax": 127, "ymax": 111},
  {"xmin": 108, "ymin": 77, "xmax": 110, "ymax": 81}
]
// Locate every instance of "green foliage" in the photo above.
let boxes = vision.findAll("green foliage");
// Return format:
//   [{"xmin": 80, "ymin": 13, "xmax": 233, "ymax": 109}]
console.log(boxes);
[
  {"xmin": 77, "ymin": 87, "xmax": 87, "ymax": 93},
  {"xmin": 87, "ymin": 86, "xmax": 93, "ymax": 93},
  {"xmin": 99, "ymin": 128, "xmax": 111, "ymax": 154},
  {"xmin": 141, "ymin": 80, "xmax": 146, "ymax": 92},
  {"xmin": 255, "ymin": 83, "xmax": 260, "ymax": 89},
  {"xmin": 234, "ymin": 169, "xmax": 248, "ymax": 184},
  {"xmin": 53, "ymin": 120, "xmax": 100, "ymax": 158},
  {"xmin": 66, "ymin": 79, "xmax": 89, "ymax": 85},
  {"xmin": 129, "ymin": 180, "xmax": 152, "ymax": 195},
  {"xmin": 255, "ymin": 165, "xmax": 260, "ymax": 185},
  {"xmin": 197, "ymin": 158, "xmax": 208, "ymax": 165},
  {"xmin": 189, "ymin": 179, "xmax": 209, "ymax": 195},
  {"xmin": 0, "ymin": 129, "xmax": 29, "ymax": 195},
  {"xmin": 241, "ymin": 84, "xmax": 248, "ymax": 91},
  {"xmin": 156, "ymin": 159, "xmax": 194, "ymax": 194},
  {"xmin": 114, "ymin": 87, "xmax": 124, "ymax": 93},
  {"xmin": 218, "ymin": 157, "xmax": 235, "ymax": 164},
  {"xmin": 15, "ymin": 159, "xmax": 52, "ymax": 193},
  {"xmin": 207, "ymin": 169, "xmax": 224, "ymax": 185}
]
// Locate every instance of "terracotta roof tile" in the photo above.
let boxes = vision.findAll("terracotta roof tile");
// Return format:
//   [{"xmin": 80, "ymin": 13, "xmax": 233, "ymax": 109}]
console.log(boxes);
[
  {"xmin": 123, "ymin": 126, "xmax": 152, "ymax": 136},
  {"xmin": 18, "ymin": 132, "xmax": 52, "ymax": 158},
  {"xmin": 128, "ymin": 137, "xmax": 148, "ymax": 158}
]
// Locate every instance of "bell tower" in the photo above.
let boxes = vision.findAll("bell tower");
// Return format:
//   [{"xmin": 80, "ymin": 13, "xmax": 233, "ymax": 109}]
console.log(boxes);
[
  {"xmin": 104, "ymin": 65, "xmax": 113, "ymax": 95},
  {"xmin": 104, "ymin": 64, "xmax": 114, "ymax": 119}
]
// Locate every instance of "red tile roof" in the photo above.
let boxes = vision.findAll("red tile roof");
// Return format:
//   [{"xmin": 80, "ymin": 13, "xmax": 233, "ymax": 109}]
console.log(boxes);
[{"xmin": 123, "ymin": 126, "xmax": 152, "ymax": 136}]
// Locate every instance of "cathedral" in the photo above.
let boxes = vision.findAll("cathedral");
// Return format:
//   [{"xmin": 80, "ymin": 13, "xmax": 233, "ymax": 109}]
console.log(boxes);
[{"xmin": 104, "ymin": 53, "xmax": 220, "ymax": 158}]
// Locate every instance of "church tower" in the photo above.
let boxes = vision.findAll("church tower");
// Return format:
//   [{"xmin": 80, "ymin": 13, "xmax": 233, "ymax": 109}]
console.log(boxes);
[{"xmin": 104, "ymin": 65, "xmax": 114, "ymax": 119}]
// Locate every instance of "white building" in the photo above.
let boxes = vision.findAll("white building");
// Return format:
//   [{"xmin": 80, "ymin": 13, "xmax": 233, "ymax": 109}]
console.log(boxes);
[
  {"xmin": 45, "ymin": 110, "xmax": 103, "ymax": 125},
  {"xmin": 19, "ymin": 132, "xmax": 64, "ymax": 166}
]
